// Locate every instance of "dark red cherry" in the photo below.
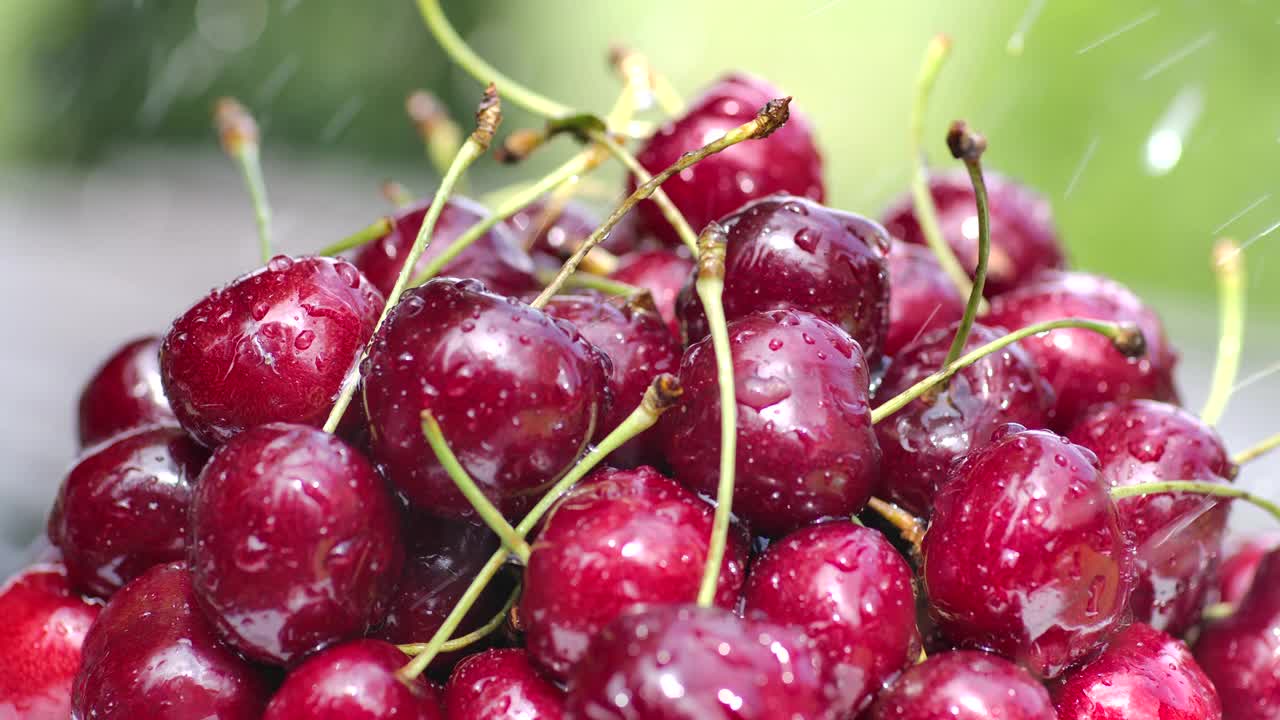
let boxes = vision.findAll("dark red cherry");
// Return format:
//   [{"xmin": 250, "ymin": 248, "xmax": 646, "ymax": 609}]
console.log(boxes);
[
  {"xmin": 1194, "ymin": 548, "xmax": 1280, "ymax": 720},
  {"xmin": 354, "ymin": 195, "xmax": 537, "ymax": 297},
  {"xmin": 1067, "ymin": 399, "xmax": 1234, "ymax": 636},
  {"xmin": 566, "ymin": 604, "xmax": 833, "ymax": 720},
  {"xmin": 262, "ymin": 639, "xmax": 442, "ymax": 720},
  {"xmin": 870, "ymin": 650, "xmax": 1056, "ymax": 720},
  {"xmin": 1054, "ymin": 622, "xmax": 1221, "ymax": 720},
  {"xmin": 444, "ymin": 649, "xmax": 566, "ymax": 720},
  {"xmin": 361, "ymin": 278, "xmax": 610, "ymax": 517},
  {"xmin": 874, "ymin": 323, "xmax": 1055, "ymax": 517},
  {"xmin": 77, "ymin": 336, "xmax": 175, "ymax": 448},
  {"xmin": 743, "ymin": 521, "xmax": 919, "ymax": 716},
  {"xmin": 629, "ymin": 73, "xmax": 824, "ymax": 248},
  {"xmin": 521, "ymin": 466, "xmax": 749, "ymax": 682},
  {"xmin": 0, "ymin": 560, "xmax": 101, "ymax": 720},
  {"xmin": 881, "ymin": 170, "xmax": 1066, "ymax": 297},
  {"xmin": 884, "ymin": 242, "xmax": 965, "ymax": 356},
  {"xmin": 73, "ymin": 562, "xmax": 272, "ymax": 720},
  {"xmin": 189, "ymin": 423, "xmax": 403, "ymax": 666},
  {"xmin": 609, "ymin": 248, "xmax": 693, "ymax": 339},
  {"xmin": 983, "ymin": 271, "xmax": 1179, "ymax": 430},
  {"xmin": 660, "ymin": 309, "xmax": 879, "ymax": 536},
  {"xmin": 1216, "ymin": 533, "xmax": 1280, "ymax": 605},
  {"xmin": 676, "ymin": 195, "xmax": 891, "ymax": 360},
  {"xmin": 160, "ymin": 255, "xmax": 383, "ymax": 447},
  {"xmin": 504, "ymin": 198, "xmax": 637, "ymax": 271},
  {"xmin": 923, "ymin": 426, "xmax": 1134, "ymax": 679},
  {"xmin": 49, "ymin": 425, "xmax": 208, "ymax": 598}
]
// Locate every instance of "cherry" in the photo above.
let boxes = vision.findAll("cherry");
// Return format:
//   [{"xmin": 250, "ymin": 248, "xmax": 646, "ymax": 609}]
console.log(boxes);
[
  {"xmin": 1053, "ymin": 622, "xmax": 1221, "ymax": 720},
  {"xmin": 0, "ymin": 560, "xmax": 101, "ymax": 720},
  {"xmin": 629, "ymin": 73, "xmax": 824, "ymax": 248},
  {"xmin": 659, "ymin": 309, "xmax": 879, "ymax": 536},
  {"xmin": 444, "ymin": 648, "xmax": 566, "ymax": 720},
  {"xmin": 1067, "ymin": 399, "xmax": 1234, "ymax": 636},
  {"xmin": 742, "ymin": 521, "xmax": 920, "ymax": 716},
  {"xmin": 72, "ymin": 561, "xmax": 272, "ymax": 719},
  {"xmin": 361, "ymin": 278, "xmax": 610, "ymax": 517},
  {"xmin": 1194, "ymin": 547, "xmax": 1280, "ymax": 719},
  {"xmin": 873, "ymin": 322, "xmax": 1054, "ymax": 517},
  {"xmin": 884, "ymin": 242, "xmax": 965, "ymax": 357},
  {"xmin": 1216, "ymin": 532, "xmax": 1280, "ymax": 606},
  {"xmin": 504, "ymin": 198, "xmax": 639, "ymax": 271},
  {"xmin": 188, "ymin": 423, "xmax": 403, "ymax": 666},
  {"xmin": 609, "ymin": 248, "xmax": 694, "ymax": 339},
  {"xmin": 49, "ymin": 425, "xmax": 208, "ymax": 598},
  {"xmin": 869, "ymin": 650, "xmax": 1056, "ymax": 720},
  {"xmin": 675, "ymin": 195, "xmax": 891, "ymax": 360},
  {"xmin": 982, "ymin": 271, "xmax": 1180, "ymax": 430},
  {"xmin": 262, "ymin": 639, "xmax": 442, "ymax": 720},
  {"xmin": 922, "ymin": 425, "xmax": 1134, "ymax": 679},
  {"xmin": 520, "ymin": 466, "xmax": 749, "ymax": 682},
  {"xmin": 566, "ymin": 603, "xmax": 834, "ymax": 720},
  {"xmin": 160, "ymin": 255, "xmax": 383, "ymax": 447},
  {"xmin": 881, "ymin": 170, "xmax": 1066, "ymax": 297},
  {"xmin": 77, "ymin": 336, "xmax": 175, "ymax": 448},
  {"xmin": 354, "ymin": 195, "xmax": 537, "ymax": 297}
]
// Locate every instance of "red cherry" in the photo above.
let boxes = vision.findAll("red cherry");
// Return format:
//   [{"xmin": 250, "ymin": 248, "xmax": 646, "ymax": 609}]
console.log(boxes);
[
  {"xmin": 76, "ymin": 336, "xmax": 175, "ymax": 448},
  {"xmin": 870, "ymin": 650, "xmax": 1056, "ymax": 720},
  {"xmin": 1216, "ymin": 532, "xmax": 1280, "ymax": 606},
  {"xmin": 609, "ymin": 248, "xmax": 693, "ymax": 339},
  {"xmin": 444, "ymin": 648, "xmax": 566, "ymax": 720},
  {"xmin": 884, "ymin": 242, "xmax": 965, "ymax": 357},
  {"xmin": 504, "ymin": 198, "xmax": 639, "ymax": 272},
  {"xmin": 262, "ymin": 639, "xmax": 442, "ymax": 720},
  {"xmin": 1194, "ymin": 548, "xmax": 1280, "ymax": 719}
]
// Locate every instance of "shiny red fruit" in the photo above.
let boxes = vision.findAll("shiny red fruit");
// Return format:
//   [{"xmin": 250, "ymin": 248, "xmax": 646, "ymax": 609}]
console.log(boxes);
[
  {"xmin": 444, "ymin": 649, "xmax": 566, "ymax": 720},
  {"xmin": 609, "ymin": 248, "xmax": 693, "ymax": 339},
  {"xmin": 870, "ymin": 650, "xmax": 1056, "ymax": 720},
  {"xmin": 262, "ymin": 639, "xmax": 442, "ymax": 720},
  {"xmin": 77, "ymin": 336, "xmax": 175, "ymax": 448},
  {"xmin": 884, "ymin": 242, "xmax": 966, "ymax": 357},
  {"xmin": 1194, "ymin": 548, "xmax": 1280, "ymax": 720},
  {"xmin": 1216, "ymin": 532, "xmax": 1280, "ymax": 606},
  {"xmin": 504, "ymin": 198, "xmax": 637, "ymax": 272}
]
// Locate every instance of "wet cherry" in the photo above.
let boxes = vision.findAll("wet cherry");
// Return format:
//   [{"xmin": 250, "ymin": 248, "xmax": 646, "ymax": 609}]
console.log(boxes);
[
  {"xmin": 77, "ymin": 336, "xmax": 175, "ymax": 448},
  {"xmin": 870, "ymin": 650, "xmax": 1056, "ymax": 720},
  {"xmin": 444, "ymin": 648, "xmax": 566, "ymax": 720},
  {"xmin": 609, "ymin": 248, "xmax": 693, "ymax": 340},
  {"xmin": 504, "ymin": 198, "xmax": 638, "ymax": 272},
  {"xmin": 1216, "ymin": 532, "xmax": 1280, "ymax": 606},
  {"xmin": 1194, "ymin": 547, "xmax": 1280, "ymax": 720},
  {"xmin": 884, "ymin": 242, "xmax": 965, "ymax": 357},
  {"xmin": 262, "ymin": 639, "xmax": 442, "ymax": 720}
]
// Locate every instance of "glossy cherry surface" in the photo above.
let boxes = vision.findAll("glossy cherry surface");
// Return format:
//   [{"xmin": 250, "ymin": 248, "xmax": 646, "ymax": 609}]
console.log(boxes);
[
  {"xmin": 1068, "ymin": 399, "xmax": 1234, "ymax": 636},
  {"xmin": 72, "ymin": 561, "xmax": 271, "ymax": 720},
  {"xmin": 566, "ymin": 603, "xmax": 834, "ymax": 720},
  {"xmin": 189, "ymin": 423, "xmax": 403, "ymax": 666},
  {"xmin": 983, "ymin": 270, "xmax": 1179, "ymax": 430},
  {"xmin": 609, "ymin": 248, "xmax": 693, "ymax": 339},
  {"xmin": 870, "ymin": 650, "xmax": 1056, "ymax": 720},
  {"xmin": 884, "ymin": 242, "xmax": 966, "ymax": 357},
  {"xmin": 1054, "ymin": 622, "xmax": 1221, "ymax": 720},
  {"xmin": 675, "ymin": 195, "xmax": 891, "ymax": 360},
  {"xmin": 444, "ymin": 649, "xmax": 565, "ymax": 720},
  {"xmin": 922, "ymin": 425, "xmax": 1134, "ymax": 679},
  {"xmin": 1216, "ymin": 532, "xmax": 1280, "ymax": 605},
  {"xmin": 660, "ymin": 308, "xmax": 879, "ymax": 536},
  {"xmin": 630, "ymin": 73, "xmax": 824, "ymax": 248},
  {"xmin": 1194, "ymin": 548, "xmax": 1280, "ymax": 720},
  {"xmin": 505, "ymin": 198, "xmax": 637, "ymax": 271},
  {"xmin": 362, "ymin": 278, "xmax": 610, "ymax": 517},
  {"xmin": 262, "ymin": 639, "xmax": 442, "ymax": 720},
  {"xmin": 50, "ymin": 425, "xmax": 208, "ymax": 597},
  {"xmin": 77, "ymin": 336, "xmax": 175, "ymax": 448},
  {"xmin": 521, "ymin": 466, "xmax": 748, "ymax": 682},
  {"xmin": 743, "ymin": 521, "xmax": 919, "ymax": 716},
  {"xmin": 874, "ymin": 323, "xmax": 1054, "ymax": 517},
  {"xmin": 160, "ymin": 255, "xmax": 383, "ymax": 447}
]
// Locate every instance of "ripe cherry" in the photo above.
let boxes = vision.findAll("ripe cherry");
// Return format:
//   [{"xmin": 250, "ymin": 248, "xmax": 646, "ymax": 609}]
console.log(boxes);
[
  {"xmin": 505, "ymin": 198, "xmax": 638, "ymax": 271},
  {"xmin": 262, "ymin": 639, "xmax": 442, "ymax": 720},
  {"xmin": 1216, "ymin": 532, "xmax": 1280, "ymax": 606},
  {"xmin": 609, "ymin": 248, "xmax": 693, "ymax": 339},
  {"xmin": 77, "ymin": 336, "xmax": 175, "ymax": 448},
  {"xmin": 1194, "ymin": 547, "xmax": 1280, "ymax": 720},
  {"xmin": 444, "ymin": 648, "xmax": 566, "ymax": 720},
  {"xmin": 884, "ymin": 242, "xmax": 965, "ymax": 357},
  {"xmin": 870, "ymin": 650, "xmax": 1056, "ymax": 720}
]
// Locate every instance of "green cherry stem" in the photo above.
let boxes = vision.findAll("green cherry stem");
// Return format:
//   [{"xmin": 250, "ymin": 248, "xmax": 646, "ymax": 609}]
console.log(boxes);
[
  {"xmin": 588, "ymin": 129, "xmax": 701, "ymax": 256},
  {"xmin": 1234, "ymin": 431, "xmax": 1280, "ymax": 466},
  {"xmin": 1110, "ymin": 481, "xmax": 1280, "ymax": 524},
  {"xmin": 533, "ymin": 269, "xmax": 639, "ymax": 297},
  {"xmin": 1201, "ymin": 238, "xmax": 1246, "ymax": 426},
  {"xmin": 215, "ymin": 98, "xmax": 274, "ymax": 264},
  {"xmin": 407, "ymin": 89, "xmax": 465, "ymax": 179},
  {"xmin": 398, "ymin": 582, "xmax": 520, "ymax": 657},
  {"xmin": 323, "ymin": 85, "xmax": 500, "ymax": 434},
  {"xmin": 865, "ymin": 497, "xmax": 926, "ymax": 549},
  {"xmin": 942, "ymin": 122, "xmax": 990, "ymax": 368},
  {"xmin": 610, "ymin": 44, "xmax": 685, "ymax": 116},
  {"xmin": 315, "ymin": 217, "xmax": 395, "ymax": 256}
]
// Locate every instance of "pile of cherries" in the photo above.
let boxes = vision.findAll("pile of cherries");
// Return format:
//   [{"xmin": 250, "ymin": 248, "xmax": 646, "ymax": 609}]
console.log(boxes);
[{"xmin": 6, "ymin": 18, "xmax": 1276, "ymax": 720}]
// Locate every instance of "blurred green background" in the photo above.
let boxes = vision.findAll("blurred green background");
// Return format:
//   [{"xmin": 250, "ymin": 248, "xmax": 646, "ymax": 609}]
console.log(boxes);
[{"xmin": 3, "ymin": 0, "xmax": 1279, "ymax": 313}]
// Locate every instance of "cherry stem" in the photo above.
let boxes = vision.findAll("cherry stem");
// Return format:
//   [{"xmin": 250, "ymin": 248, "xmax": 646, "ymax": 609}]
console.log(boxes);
[
  {"xmin": 382, "ymin": 180, "xmax": 415, "ymax": 209},
  {"xmin": 1201, "ymin": 601, "xmax": 1234, "ymax": 621},
  {"xmin": 1201, "ymin": 238, "xmax": 1246, "ymax": 426},
  {"xmin": 1110, "ymin": 480, "xmax": 1280, "ymax": 524},
  {"xmin": 872, "ymin": 318, "xmax": 1146, "ymax": 425},
  {"xmin": 533, "ymin": 269, "xmax": 639, "ymax": 297},
  {"xmin": 1234, "ymin": 430, "xmax": 1280, "ymax": 466},
  {"xmin": 865, "ymin": 497, "xmax": 926, "ymax": 551},
  {"xmin": 694, "ymin": 223, "xmax": 737, "ymax": 608},
  {"xmin": 407, "ymin": 89, "xmax": 465, "ymax": 179},
  {"xmin": 323, "ymin": 85, "xmax": 500, "ymax": 434},
  {"xmin": 398, "ymin": 374, "xmax": 683, "ymax": 681},
  {"xmin": 315, "ymin": 216, "xmax": 395, "ymax": 256},
  {"xmin": 398, "ymin": 582, "xmax": 519, "ymax": 657},
  {"xmin": 588, "ymin": 129, "xmax": 701, "ymax": 256},
  {"xmin": 610, "ymin": 44, "xmax": 685, "ymax": 116},
  {"xmin": 941, "ymin": 121, "xmax": 990, "ymax": 369},
  {"xmin": 531, "ymin": 97, "xmax": 792, "ymax": 309},
  {"xmin": 215, "ymin": 98, "xmax": 273, "ymax": 264}
]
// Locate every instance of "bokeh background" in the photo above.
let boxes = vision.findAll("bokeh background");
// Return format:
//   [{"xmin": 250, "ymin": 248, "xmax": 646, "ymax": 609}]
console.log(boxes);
[{"xmin": 2, "ymin": 0, "xmax": 1279, "ymax": 573}]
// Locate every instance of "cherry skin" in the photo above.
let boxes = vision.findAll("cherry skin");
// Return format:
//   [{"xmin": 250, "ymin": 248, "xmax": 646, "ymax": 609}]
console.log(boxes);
[
  {"xmin": 504, "ymin": 198, "xmax": 639, "ymax": 271},
  {"xmin": 1067, "ymin": 399, "xmax": 1235, "ymax": 636},
  {"xmin": 262, "ymin": 639, "xmax": 442, "ymax": 720},
  {"xmin": 873, "ymin": 322, "xmax": 1055, "ymax": 517},
  {"xmin": 922, "ymin": 425, "xmax": 1134, "ymax": 679},
  {"xmin": 160, "ymin": 255, "xmax": 383, "ymax": 447},
  {"xmin": 675, "ymin": 195, "xmax": 891, "ymax": 360},
  {"xmin": 49, "ymin": 425, "xmax": 209, "ymax": 598},
  {"xmin": 881, "ymin": 169, "xmax": 1066, "ymax": 297},
  {"xmin": 884, "ymin": 242, "xmax": 965, "ymax": 357},
  {"xmin": 566, "ymin": 603, "xmax": 834, "ymax": 720},
  {"xmin": 361, "ymin": 278, "xmax": 610, "ymax": 517},
  {"xmin": 1216, "ymin": 532, "xmax": 1280, "ymax": 605},
  {"xmin": 870, "ymin": 650, "xmax": 1056, "ymax": 720},
  {"xmin": 609, "ymin": 248, "xmax": 693, "ymax": 339},
  {"xmin": 660, "ymin": 308, "xmax": 880, "ymax": 536},
  {"xmin": 520, "ymin": 466, "xmax": 749, "ymax": 682},
  {"xmin": 77, "ymin": 336, "xmax": 175, "ymax": 447},
  {"xmin": 742, "ymin": 521, "xmax": 920, "ymax": 717},
  {"xmin": 354, "ymin": 195, "xmax": 538, "ymax": 297},
  {"xmin": 188, "ymin": 423, "xmax": 403, "ymax": 666},
  {"xmin": 1194, "ymin": 548, "xmax": 1280, "ymax": 720},
  {"xmin": 982, "ymin": 270, "xmax": 1180, "ymax": 430},
  {"xmin": 0, "ymin": 560, "xmax": 101, "ymax": 720},
  {"xmin": 444, "ymin": 648, "xmax": 566, "ymax": 720},
  {"xmin": 1053, "ymin": 622, "xmax": 1221, "ymax": 720},
  {"xmin": 72, "ymin": 561, "xmax": 272, "ymax": 720}
]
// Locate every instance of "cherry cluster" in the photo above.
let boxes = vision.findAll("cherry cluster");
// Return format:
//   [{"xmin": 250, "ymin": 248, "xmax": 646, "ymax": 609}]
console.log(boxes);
[{"xmin": 5, "ymin": 6, "xmax": 1277, "ymax": 720}]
